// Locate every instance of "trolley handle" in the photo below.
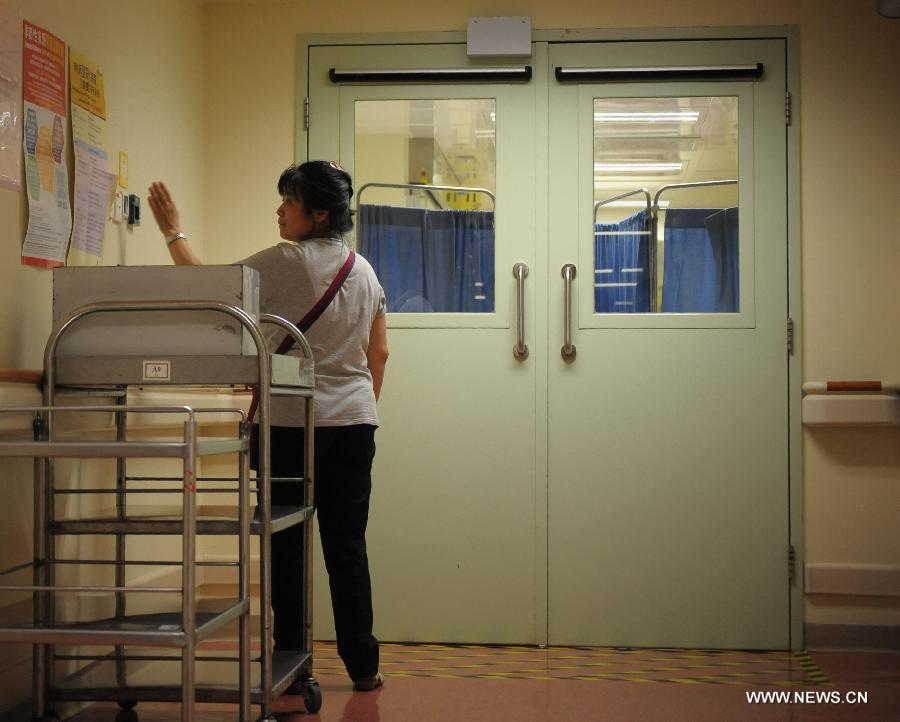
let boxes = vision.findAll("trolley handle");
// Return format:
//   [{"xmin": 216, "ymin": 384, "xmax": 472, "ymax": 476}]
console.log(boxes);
[{"xmin": 260, "ymin": 313, "xmax": 314, "ymax": 361}]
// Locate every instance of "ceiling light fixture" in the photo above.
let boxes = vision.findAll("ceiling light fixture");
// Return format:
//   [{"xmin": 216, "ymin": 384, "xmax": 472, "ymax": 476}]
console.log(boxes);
[
  {"xmin": 594, "ymin": 162, "xmax": 683, "ymax": 172},
  {"xmin": 594, "ymin": 112, "xmax": 700, "ymax": 122}
]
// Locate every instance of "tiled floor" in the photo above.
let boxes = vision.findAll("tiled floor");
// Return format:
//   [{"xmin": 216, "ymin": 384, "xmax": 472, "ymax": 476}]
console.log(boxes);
[{"xmin": 62, "ymin": 643, "xmax": 900, "ymax": 722}]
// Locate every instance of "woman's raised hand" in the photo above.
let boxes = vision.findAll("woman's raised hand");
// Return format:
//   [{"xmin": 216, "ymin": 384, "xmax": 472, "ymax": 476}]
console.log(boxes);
[
  {"xmin": 147, "ymin": 181, "xmax": 181, "ymax": 237},
  {"xmin": 147, "ymin": 181, "xmax": 202, "ymax": 265}
]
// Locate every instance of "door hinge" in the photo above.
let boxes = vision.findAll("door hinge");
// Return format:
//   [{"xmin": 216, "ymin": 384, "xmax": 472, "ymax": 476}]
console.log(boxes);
[
  {"xmin": 785, "ymin": 92, "xmax": 792, "ymax": 126},
  {"xmin": 787, "ymin": 318, "xmax": 795, "ymax": 355},
  {"xmin": 303, "ymin": 97, "xmax": 310, "ymax": 131},
  {"xmin": 788, "ymin": 545, "xmax": 797, "ymax": 584}
]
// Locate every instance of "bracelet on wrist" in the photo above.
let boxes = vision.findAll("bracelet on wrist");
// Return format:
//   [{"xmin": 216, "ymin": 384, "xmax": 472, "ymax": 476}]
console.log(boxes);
[{"xmin": 165, "ymin": 232, "xmax": 187, "ymax": 246}]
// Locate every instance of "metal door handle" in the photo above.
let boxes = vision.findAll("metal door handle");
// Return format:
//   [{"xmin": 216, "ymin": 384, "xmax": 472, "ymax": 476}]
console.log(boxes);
[
  {"xmin": 561, "ymin": 264, "xmax": 577, "ymax": 362},
  {"xmin": 513, "ymin": 262, "xmax": 529, "ymax": 361}
]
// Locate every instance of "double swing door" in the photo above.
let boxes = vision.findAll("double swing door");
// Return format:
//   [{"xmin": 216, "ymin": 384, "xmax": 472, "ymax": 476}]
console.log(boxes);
[{"xmin": 308, "ymin": 36, "xmax": 790, "ymax": 649}]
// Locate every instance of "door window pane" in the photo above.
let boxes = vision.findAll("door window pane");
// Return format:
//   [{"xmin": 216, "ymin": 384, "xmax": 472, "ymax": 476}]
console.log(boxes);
[
  {"xmin": 355, "ymin": 99, "xmax": 496, "ymax": 313},
  {"xmin": 593, "ymin": 97, "xmax": 739, "ymax": 313}
]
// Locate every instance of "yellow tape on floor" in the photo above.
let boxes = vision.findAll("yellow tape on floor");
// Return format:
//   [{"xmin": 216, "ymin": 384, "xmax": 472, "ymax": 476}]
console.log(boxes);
[{"xmin": 312, "ymin": 643, "xmax": 831, "ymax": 687}]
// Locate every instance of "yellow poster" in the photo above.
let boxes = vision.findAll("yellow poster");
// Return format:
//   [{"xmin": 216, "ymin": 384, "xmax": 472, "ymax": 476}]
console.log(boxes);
[
  {"xmin": 70, "ymin": 48, "xmax": 105, "ymax": 119},
  {"xmin": 72, "ymin": 103, "xmax": 105, "ymax": 147},
  {"xmin": 68, "ymin": 48, "xmax": 113, "ymax": 265}
]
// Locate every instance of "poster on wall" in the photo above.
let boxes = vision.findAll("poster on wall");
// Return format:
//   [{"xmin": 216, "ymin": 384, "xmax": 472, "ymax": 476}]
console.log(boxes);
[
  {"xmin": 69, "ymin": 48, "xmax": 116, "ymax": 266},
  {"xmin": 0, "ymin": 5, "xmax": 23, "ymax": 191},
  {"xmin": 21, "ymin": 20, "xmax": 71, "ymax": 268}
]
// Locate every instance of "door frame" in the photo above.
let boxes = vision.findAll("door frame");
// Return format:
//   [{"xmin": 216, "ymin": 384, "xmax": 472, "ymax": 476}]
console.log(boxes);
[{"xmin": 297, "ymin": 25, "xmax": 803, "ymax": 651}]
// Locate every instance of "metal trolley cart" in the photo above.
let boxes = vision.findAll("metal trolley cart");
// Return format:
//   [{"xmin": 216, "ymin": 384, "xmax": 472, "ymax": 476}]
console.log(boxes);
[{"xmin": 0, "ymin": 289, "xmax": 322, "ymax": 721}]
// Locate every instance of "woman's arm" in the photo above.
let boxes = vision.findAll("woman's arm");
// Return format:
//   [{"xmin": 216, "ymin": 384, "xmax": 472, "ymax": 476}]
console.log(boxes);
[
  {"xmin": 147, "ymin": 181, "xmax": 203, "ymax": 266},
  {"xmin": 366, "ymin": 314, "xmax": 389, "ymax": 401}
]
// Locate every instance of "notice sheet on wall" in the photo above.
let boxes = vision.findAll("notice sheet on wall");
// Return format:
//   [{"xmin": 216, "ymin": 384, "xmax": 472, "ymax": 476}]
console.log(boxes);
[
  {"xmin": 69, "ymin": 49, "xmax": 115, "ymax": 265},
  {"xmin": 0, "ymin": 5, "xmax": 22, "ymax": 191},
  {"xmin": 21, "ymin": 20, "xmax": 71, "ymax": 268}
]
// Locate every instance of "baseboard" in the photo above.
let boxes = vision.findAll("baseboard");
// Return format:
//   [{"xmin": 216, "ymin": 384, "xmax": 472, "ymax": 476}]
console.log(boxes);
[{"xmin": 805, "ymin": 623, "xmax": 900, "ymax": 651}]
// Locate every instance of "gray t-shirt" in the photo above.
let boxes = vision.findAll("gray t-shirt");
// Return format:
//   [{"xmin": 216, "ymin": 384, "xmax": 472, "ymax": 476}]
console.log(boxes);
[{"xmin": 241, "ymin": 238, "xmax": 385, "ymax": 427}]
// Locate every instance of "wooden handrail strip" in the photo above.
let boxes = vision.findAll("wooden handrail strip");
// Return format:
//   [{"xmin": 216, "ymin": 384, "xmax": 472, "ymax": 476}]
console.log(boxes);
[
  {"xmin": 0, "ymin": 369, "xmax": 43, "ymax": 385},
  {"xmin": 827, "ymin": 381, "xmax": 883, "ymax": 392}
]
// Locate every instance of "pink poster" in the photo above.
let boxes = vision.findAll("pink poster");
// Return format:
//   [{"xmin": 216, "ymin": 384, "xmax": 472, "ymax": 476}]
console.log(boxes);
[{"xmin": 21, "ymin": 20, "xmax": 71, "ymax": 268}]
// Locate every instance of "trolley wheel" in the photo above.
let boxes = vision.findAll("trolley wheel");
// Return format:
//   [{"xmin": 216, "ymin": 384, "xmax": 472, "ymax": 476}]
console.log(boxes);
[
  {"xmin": 118, "ymin": 700, "xmax": 138, "ymax": 710},
  {"xmin": 303, "ymin": 679, "xmax": 323, "ymax": 714}
]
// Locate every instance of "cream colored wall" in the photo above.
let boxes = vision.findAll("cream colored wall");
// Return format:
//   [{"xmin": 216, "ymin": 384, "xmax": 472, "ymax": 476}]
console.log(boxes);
[
  {"xmin": 356, "ymin": 133, "xmax": 411, "ymax": 207},
  {"xmin": 0, "ymin": 384, "xmax": 40, "ymax": 718},
  {"xmin": 202, "ymin": 0, "xmax": 900, "ymax": 631},
  {"xmin": 792, "ymin": 3, "xmax": 900, "ymax": 626},
  {"xmin": 0, "ymin": 0, "xmax": 206, "ymax": 715},
  {"xmin": 0, "ymin": 0, "xmax": 206, "ymax": 370}
]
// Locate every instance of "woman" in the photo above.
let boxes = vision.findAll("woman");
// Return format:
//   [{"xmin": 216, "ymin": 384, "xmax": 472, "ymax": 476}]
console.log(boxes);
[{"xmin": 147, "ymin": 161, "xmax": 388, "ymax": 691}]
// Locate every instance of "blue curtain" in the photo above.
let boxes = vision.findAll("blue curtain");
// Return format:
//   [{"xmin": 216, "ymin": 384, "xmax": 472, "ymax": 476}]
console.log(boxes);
[
  {"xmin": 358, "ymin": 204, "xmax": 495, "ymax": 313},
  {"xmin": 661, "ymin": 208, "xmax": 739, "ymax": 313},
  {"xmin": 594, "ymin": 209, "xmax": 650, "ymax": 313}
]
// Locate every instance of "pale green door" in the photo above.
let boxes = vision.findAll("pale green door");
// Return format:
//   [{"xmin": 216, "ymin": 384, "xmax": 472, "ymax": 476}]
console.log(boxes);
[
  {"xmin": 308, "ymin": 44, "xmax": 541, "ymax": 643},
  {"xmin": 308, "ymin": 37, "xmax": 791, "ymax": 649},
  {"xmin": 547, "ymin": 40, "xmax": 790, "ymax": 647}
]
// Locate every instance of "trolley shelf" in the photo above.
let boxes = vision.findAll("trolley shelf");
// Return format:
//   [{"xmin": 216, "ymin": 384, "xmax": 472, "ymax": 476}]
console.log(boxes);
[
  {"xmin": 55, "ymin": 355, "xmax": 313, "ymax": 390},
  {"xmin": 50, "ymin": 650, "xmax": 313, "ymax": 705},
  {"xmin": 0, "ymin": 438, "xmax": 245, "ymax": 458},
  {"xmin": 268, "ymin": 650, "xmax": 315, "ymax": 698},
  {"xmin": 49, "ymin": 505, "xmax": 314, "ymax": 535},
  {"xmin": 0, "ymin": 600, "xmax": 249, "ymax": 647}
]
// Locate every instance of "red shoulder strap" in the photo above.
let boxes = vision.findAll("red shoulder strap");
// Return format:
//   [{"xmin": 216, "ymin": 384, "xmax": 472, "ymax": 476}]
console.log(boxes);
[
  {"xmin": 249, "ymin": 251, "xmax": 356, "ymax": 424},
  {"xmin": 274, "ymin": 251, "xmax": 355, "ymax": 353}
]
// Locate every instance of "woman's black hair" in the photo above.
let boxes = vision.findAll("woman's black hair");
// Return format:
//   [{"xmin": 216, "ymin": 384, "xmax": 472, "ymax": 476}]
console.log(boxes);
[{"xmin": 277, "ymin": 161, "xmax": 354, "ymax": 236}]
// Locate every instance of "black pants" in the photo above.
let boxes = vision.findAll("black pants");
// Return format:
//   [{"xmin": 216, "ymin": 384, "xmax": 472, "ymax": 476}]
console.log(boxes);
[{"xmin": 266, "ymin": 424, "xmax": 379, "ymax": 680}]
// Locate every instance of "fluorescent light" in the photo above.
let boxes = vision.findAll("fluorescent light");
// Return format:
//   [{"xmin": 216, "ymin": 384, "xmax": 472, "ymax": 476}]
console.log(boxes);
[
  {"xmin": 594, "ymin": 162, "xmax": 683, "ymax": 172},
  {"xmin": 594, "ymin": 112, "xmax": 700, "ymax": 122},
  {"xmin": 474, "ymin": 129, "xmax": 495, "ymax": 138}
]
